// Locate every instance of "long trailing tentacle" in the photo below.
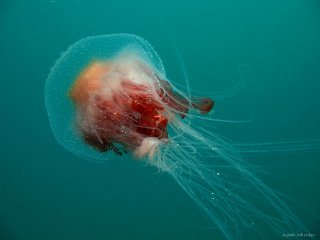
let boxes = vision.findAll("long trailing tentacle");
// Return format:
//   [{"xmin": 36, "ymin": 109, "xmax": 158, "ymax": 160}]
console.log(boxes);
[{"xmin": 152, "ymin": 119, "xmax": 309, "ymax": 240}]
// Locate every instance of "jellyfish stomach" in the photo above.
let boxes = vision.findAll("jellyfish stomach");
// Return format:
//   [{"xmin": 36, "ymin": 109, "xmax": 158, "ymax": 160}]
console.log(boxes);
[
  {"xmin": 70, "ymin": 66, "xmax": 170, "ymax": 157},
  {"xmin": 68, "ymin": 57, "xmax": 214, "ymax": 159}
]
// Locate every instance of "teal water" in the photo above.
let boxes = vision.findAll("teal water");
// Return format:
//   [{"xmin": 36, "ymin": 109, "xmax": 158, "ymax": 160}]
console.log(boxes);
[{"xmin": 0, "ymin": 0, "xmax": 319, "ymax": 239}]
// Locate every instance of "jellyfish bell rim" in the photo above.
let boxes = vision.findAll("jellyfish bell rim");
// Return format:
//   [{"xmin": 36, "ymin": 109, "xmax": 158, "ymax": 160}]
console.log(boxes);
[{"xmin": 45, "ymin": 33, "xmax": 167, "ymax": 162}]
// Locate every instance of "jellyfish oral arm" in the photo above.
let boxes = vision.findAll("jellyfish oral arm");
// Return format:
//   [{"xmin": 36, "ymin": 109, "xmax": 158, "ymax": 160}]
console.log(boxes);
[{"xmin": 68, "ymin": 54, "xmax": 214, "ymax": 159}]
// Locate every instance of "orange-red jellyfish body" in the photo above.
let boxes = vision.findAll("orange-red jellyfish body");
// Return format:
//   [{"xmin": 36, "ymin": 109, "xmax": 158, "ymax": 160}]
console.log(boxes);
[
  {"xmin": 45, "ymin": 34, "xmax": 213, "ymax": 160},
  {"xmin": 69, "ymin": 62, "xmax": 171, "ymax": 155}
]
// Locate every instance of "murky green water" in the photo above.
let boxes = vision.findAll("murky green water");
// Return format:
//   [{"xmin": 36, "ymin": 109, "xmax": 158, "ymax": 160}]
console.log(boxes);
[{"xmin": 0, "ymin": 0, "xmax": 319, "ymax": 239}]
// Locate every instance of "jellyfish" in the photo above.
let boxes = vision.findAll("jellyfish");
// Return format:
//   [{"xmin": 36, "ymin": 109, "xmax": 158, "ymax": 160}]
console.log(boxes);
[{"xmin": 45, "ymin": 34, "xmax": 313, "ymax": 239}]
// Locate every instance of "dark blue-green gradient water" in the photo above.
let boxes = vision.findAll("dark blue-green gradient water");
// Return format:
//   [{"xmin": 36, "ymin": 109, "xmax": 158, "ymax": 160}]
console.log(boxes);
[{"xmin": 0, "ymin": 0, "xmax": 319, "ymax": 239}]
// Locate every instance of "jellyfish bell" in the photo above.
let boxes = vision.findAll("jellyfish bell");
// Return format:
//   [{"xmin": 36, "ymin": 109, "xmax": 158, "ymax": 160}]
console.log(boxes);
[
  {"xmin": 46, "ymin": 34, "xmax": 158, "ymax": 160},
  {"xmin": 45, "ymin": 33, "xmax": 213, "ymax": 161},
  {"xmin": 45, "ymin": 34, "xmax": 311, "ymax": 240}
]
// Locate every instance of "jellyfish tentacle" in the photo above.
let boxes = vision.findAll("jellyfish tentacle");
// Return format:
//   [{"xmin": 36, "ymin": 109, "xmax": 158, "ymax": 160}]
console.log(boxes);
[{"xmin": 154, "ymin": 120, "xmax": 308, "ymax": 240}]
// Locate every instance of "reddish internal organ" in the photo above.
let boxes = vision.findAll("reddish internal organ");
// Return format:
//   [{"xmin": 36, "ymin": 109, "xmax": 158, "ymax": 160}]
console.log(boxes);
[
  {"xmin": 69, "ymin": 60, "xmax": 214, "ymax": 155},
  {"xmin": 95, "ymin": 80, "xmax": 169, "ymax": 140}
]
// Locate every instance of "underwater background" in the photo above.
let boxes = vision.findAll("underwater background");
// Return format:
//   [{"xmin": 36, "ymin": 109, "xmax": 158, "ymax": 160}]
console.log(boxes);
[{"xmin": 0, "ymin": 0, "xmax": 319, "ymax": 239}]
